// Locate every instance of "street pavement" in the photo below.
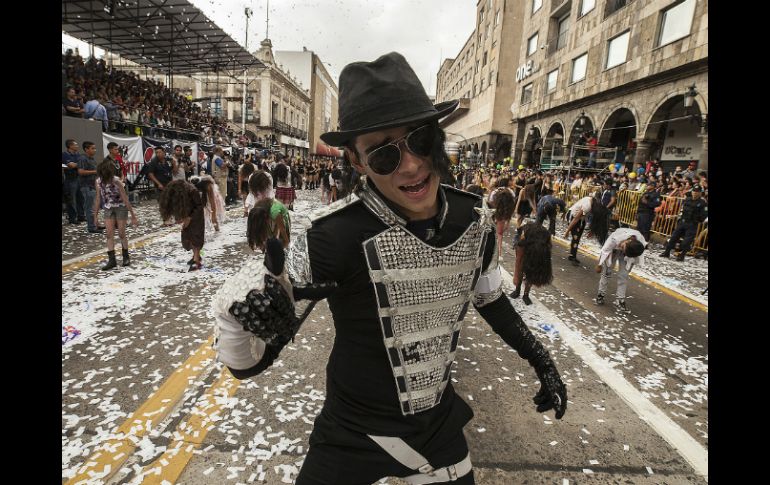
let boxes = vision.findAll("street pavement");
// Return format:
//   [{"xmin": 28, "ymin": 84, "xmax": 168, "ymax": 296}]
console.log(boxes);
[{"xmin": 62, "ymin": 188, "xmax": 708, "ymax": 485}]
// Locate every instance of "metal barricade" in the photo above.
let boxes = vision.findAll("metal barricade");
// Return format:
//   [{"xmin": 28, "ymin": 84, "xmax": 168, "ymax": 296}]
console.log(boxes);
[
  {"xmin": 614, "ymin": 190, "xmax": 641, "ymax": 227},
  {"xmin": 614, "ymin": 191, "xmax": 707, "ymax": 256}
]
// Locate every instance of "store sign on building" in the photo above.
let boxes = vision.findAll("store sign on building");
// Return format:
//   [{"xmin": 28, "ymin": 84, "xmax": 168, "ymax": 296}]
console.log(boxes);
[
  {"xmin": 661, "ymin": 120, "xmax": 702, "ymax": 161},
  {"xmin": 516, "ymin": 60, "xmax": 534, "ymax": 82}
]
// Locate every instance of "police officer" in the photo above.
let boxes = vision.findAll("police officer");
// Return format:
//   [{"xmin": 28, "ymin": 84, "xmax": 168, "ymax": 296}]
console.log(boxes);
[
  {"xmin": 636, "ymin": 181, "xmax": 661, "ymax": 241},
  {"xmin": 660, "ymin": 185, "xmax": 707, "ymax": 262}
]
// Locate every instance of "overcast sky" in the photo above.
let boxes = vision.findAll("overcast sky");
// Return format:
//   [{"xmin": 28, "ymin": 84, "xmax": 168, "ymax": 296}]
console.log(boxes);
[{"xmin": 62, "ymin": 0, "xmax": 478, "ymax": 96}]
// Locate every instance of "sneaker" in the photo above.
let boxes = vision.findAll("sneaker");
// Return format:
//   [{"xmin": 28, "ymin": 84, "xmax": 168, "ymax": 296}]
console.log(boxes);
[
  {"xmin": 614, "ymin": 299, "xmax": 630, "ymax": 313},
  {"xmin": 595, "ymin": 293, "xmax": 605, "ymax": 305},
  {"xmin": 659, "ymin": 251, "xmax": 670, "ymax": 258}
]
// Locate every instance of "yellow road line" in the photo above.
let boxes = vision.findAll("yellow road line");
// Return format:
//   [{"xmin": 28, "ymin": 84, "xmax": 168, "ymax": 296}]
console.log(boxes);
[
  {"xmin": 139, "ymin": 369, "xmax": 240, "ymax": 484},
  {"xmin": 64, "ymin": 337, "xmax": 216, "ymax": 485},
  {"xmin": 549, "ymin": 237, "xmax": 707, "ymax": 312},
  {"xmin": 62, "ymin": 233, "xmax": 172, "ymax": 274},
  {"xmin": 62, "ymin": 205, "xmax": 243, "ymax": 273}
]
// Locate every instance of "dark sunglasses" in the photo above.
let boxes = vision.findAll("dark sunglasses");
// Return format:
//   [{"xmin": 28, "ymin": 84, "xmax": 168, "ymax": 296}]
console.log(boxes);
[{"xmin": 363, "ymin": 124, "xmax": 435, "ymax": 175}]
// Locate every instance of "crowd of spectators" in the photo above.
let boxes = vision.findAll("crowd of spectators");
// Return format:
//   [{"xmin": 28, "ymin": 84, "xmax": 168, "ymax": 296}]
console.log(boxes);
[
  {"xmin": 447, "ymin": 156, "xmax": 708, "ymax": 259},
  {"xmin": 62, "ymin": 50, "xmax": 232, "ymax": 142}
]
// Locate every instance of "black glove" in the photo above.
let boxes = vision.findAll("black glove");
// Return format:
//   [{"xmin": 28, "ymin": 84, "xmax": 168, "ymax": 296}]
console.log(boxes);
[
  {"xmin": 475, "ymin": 296, "xmax": 567, "ymax": 419},
  {"xmin": 529, "ymin": 348, "xmax": 568, "ymax": 419}
]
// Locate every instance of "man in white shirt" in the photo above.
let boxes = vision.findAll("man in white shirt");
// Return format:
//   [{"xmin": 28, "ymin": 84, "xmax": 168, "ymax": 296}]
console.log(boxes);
[{"xmin": 594, "ymin": 228, "xmax": 647, "ymax": 313}]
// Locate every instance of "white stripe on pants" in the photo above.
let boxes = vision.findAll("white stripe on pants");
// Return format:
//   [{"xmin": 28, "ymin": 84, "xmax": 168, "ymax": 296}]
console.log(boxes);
[{"xmin": 598, "ymin": 250, "xmax": 633, "ymax": 300}]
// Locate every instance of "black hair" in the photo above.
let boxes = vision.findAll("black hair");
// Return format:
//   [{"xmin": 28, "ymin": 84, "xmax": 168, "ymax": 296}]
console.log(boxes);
[
  {"xmin": 174, "ymin": 144, "xmax": 182, "ymax": 150},
  {"xmin": 589, "ymin": 197, "xmax": 610, "ymax": 245},
  {"xmin": 625, "ymin": 238, "xmax": 645, "ymax": 258},
  {"xmin": 246, "ymin": 198, "xmax": 274, "ymax": 251},
  {"xmin": 65, "ymin": 139, "xmax": 77, "ymax": 149},
  {"xmin": 274, "ymin": 163, "xmax": 289, "ymax": 184},
  {"xmin": 192, "ymin": 176, "xmax": 212, "ymax": 208},
  {"xmin": 82, "ymin": 141, "xmax": 95, "ymax": 150},
  {"xmin": 107, "ymin": 142, "xmax": 118, "ymax": 150},
  {"xmin": 519, "ymin": 223, "xmax": 553, "ymax": 286},
  {"xmin": 155, "ymin": 146, "xmax": 165, "ymax": 152},
  {"xmin": 464, "ymin": 184, "xmax": 485, "ymax": 197}
]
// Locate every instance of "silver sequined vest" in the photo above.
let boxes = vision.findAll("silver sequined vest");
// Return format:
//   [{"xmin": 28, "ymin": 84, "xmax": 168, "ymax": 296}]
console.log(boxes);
[{"xmin": 358, "ymin": 182, "xmax": 492, "ymax": 415}]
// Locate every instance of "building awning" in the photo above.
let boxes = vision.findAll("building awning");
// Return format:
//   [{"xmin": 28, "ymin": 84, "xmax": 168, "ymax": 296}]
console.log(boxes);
[
  {"xmin": 62, "ymin": 0, "xmax": 265, "ymax": 76},
  {"xmin": 314, "ymin": 142, "xmax": 342, "ymax": 157}
]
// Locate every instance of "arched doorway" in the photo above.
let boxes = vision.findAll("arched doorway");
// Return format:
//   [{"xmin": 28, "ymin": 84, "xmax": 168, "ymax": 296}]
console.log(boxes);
[
  {"xmin": 643, "ymin": 96, "xmax": 704, "ymax": 172},
  {"xmin": 522, "ymin": 127, "xmax": 542, "ymax": 168},
  {"xmin": 480, "ymin": 141, "xmax": 488, "ymax": 164},
  {"xmin": 569, "ymin": 115, "xmax": 594, "ymax": 146},
  {"xmin": 543, "ymin": 122, "xmax": 565, "ymax": 168},
  {"xmin": 599, "ymin": 108, "xmax": 637, "ymax": 169},
  {"xmin": 495, "ymin": 139, "xmax": 512, "ymax": 162}
]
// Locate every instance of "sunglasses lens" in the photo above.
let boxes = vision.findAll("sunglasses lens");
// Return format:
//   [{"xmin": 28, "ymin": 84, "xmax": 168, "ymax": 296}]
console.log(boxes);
[
  {"xmin": 406, "ymin": 125, "xmax": 434, "ymax": 157},
  {"xmin": 368, "ymin": 145, "xmax": 401, "ymax": 175}
]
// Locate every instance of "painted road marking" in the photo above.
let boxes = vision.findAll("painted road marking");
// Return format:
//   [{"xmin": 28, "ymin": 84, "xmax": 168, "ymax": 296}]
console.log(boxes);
[
  {"xmin": 64, "ymin": 337, "xmax": 216, "ymax": 485},
  {"xmin": 499, "ymin": 267, "xmax": 708, "ymax": 481},
  {"xmin": 62, "ymin": 206, "xmax": 244, "ymax": 273},
  {"xmin": 138, "ymin": 369, "xmax": 240, "ymax": 484},
  {"xmin": 62, "ymin": 228, "xmax": 177, "ymax": 273},
  {"xmin": 549, "ymin": 236, "xmax": 707, "ymax": 312}
]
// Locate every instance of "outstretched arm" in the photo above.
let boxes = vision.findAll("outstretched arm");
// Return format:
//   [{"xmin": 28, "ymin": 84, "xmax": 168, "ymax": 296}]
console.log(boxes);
[
  {"xmin": 474, "ymin": 295, "xmax": 567, "ymax": 419},
  {"xmin": 472, "ymin": 230, "xmax": 567, "ymax": 419}
]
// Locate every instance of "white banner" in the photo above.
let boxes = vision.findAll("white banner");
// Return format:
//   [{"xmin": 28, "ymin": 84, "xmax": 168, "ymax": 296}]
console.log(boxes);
[
  {"xmin": 279, "ymin": 134, "xmax": 309, "ymax": 149},
  {"xmin": 103, "ymin": 133, "xmax": 143, "ymax": 184}
]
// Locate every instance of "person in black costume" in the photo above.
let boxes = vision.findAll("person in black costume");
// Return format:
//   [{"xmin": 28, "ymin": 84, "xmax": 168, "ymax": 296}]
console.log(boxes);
[{"xmin": 212, "ymin": 52, "xmax": 567, "ymax": 485}]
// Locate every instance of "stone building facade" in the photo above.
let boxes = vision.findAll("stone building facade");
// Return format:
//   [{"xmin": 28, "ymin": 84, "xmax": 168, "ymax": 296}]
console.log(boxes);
[
  {"xmin": 275, "ymin": 49, "xmax": 340, "ymax": 157},
  {"xmin": 435, "ymin": 0, "xmax": 526, "ymax": 162},
  {"xmin": 175, "ymin": 38, "xmax": 311, "ymax": 157},
  {"xmin": 510, "ymin": 0, "xmax": 708, "ymax": 171}
]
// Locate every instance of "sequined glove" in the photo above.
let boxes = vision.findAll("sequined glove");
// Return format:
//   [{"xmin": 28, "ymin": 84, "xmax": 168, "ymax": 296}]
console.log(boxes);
[
  {"xmin": 229, "ymin": 274, "xmax": 300, "ymax": 348},
  {"xmin": 529, "ymin": 348, "xmax": 568, "ymax": 420},
  {"xmin": 227, "ymin": 238, "xmax": 336, "ymax": 348}
]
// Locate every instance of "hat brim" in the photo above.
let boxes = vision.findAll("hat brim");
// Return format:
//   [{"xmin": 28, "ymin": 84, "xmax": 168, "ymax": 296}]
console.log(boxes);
[{"xmin": 320, "ymin": 99, "xmax": 459, "ymax": 148}]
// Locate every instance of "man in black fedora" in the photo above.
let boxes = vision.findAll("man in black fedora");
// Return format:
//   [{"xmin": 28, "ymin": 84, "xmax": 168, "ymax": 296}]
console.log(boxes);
[{"xmin": 212, "ymin": 52, "xmax": 567, "ymax": 484}]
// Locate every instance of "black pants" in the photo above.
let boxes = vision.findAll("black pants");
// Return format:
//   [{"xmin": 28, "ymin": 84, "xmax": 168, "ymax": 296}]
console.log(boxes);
[
  {"xmin": 296, "ymin": 412, "xmax": 474, "ymax": 485},
  {"xmin": 226, "ymin": 177, "xmax": 237, "ymax": 204},
  {"xmin": 569, "ymin": 218, "xmax": 586, "ymax": 259},
  {"xmin": 666, "ymin": 221, "xmax": 698, "ymax": 254},
  {"xmin": 636, "ymin": 212, "xmax": 654, "ymax": 241}
]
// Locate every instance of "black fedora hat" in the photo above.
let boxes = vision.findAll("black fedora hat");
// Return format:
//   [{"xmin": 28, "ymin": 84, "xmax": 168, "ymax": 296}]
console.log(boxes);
[{"xmin": 320, "ymin": 52, "xmax": 458, "ymax": 147}]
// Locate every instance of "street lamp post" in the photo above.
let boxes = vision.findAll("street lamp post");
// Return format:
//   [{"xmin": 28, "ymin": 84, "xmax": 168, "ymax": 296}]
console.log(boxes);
[{"xmin": 242, "ymin": 7, "xmax": 253, "ymax": 137}]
